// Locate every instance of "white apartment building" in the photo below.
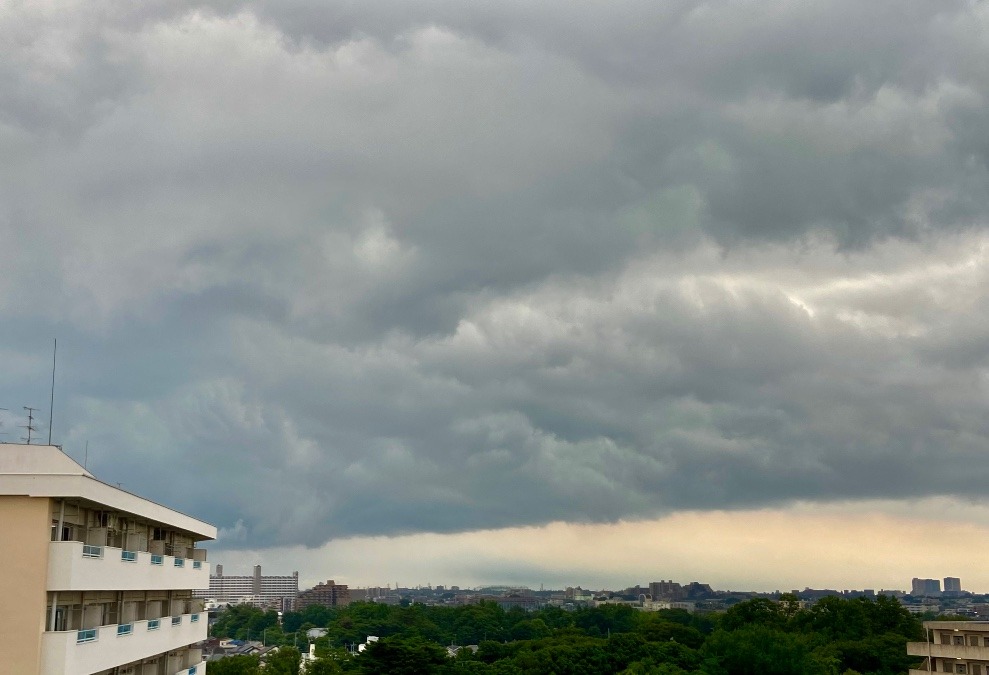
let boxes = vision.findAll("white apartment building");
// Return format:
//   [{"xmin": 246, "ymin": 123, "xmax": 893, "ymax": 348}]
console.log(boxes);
[
  {"xmin": 907, "ymin": 620, "xmax": 989, "ymax": 674},
  {"xmin": 0, "ymin": 443, "xmax": 216, "ymax": 675},
  {"xmin": 194, "ymin": 564, "xmax": 298, "ymax": 609}
]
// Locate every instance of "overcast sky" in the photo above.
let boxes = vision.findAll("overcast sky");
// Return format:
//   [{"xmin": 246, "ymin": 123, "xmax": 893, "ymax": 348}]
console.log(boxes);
[{"xmin": 5, "ymin": 0, "xmax": 989, "ymax": 592}]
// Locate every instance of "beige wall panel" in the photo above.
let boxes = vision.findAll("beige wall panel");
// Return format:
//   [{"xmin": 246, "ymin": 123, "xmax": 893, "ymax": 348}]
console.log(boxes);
[{"xmin": 0, "ymin": 495, "xmax": 51, "ymax": 675}]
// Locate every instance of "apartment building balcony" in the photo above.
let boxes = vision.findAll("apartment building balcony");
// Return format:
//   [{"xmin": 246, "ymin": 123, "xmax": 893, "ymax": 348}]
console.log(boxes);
[
  {"xmin": 906, "ymin": 641, "xmax": 989, "ymax": 660},
  {"xmin": 173, "ymin": 661, "xmax": 207, "ymax": 675},
  {"xmin": 41, "ymin": 613, "xmax": 206, "ymax": 675},
  {"xmin": 48, "ymin": 541, "xmax": 209, "ymax": 591}
]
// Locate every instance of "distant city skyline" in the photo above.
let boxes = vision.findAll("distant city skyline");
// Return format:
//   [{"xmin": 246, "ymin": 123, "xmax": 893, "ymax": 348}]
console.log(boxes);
[{"xmin": 209, "ymin": 499, "xmax": 989, "ymax": 595}]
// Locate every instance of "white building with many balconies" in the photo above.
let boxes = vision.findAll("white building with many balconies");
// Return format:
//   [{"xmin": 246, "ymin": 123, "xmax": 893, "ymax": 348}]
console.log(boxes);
[
  {"xmin": 907, "ymin": 620, "xmax": 989, "ymax": 674},
  {"xmin": 0, "ymin": 443, "xmax": 216, "ymax": 675}
]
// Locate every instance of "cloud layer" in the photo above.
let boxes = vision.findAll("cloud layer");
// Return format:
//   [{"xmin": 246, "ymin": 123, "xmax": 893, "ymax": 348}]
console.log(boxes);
[{"xmin": 3, "ymin": 0, "xmax": 989, "ymax": 554}]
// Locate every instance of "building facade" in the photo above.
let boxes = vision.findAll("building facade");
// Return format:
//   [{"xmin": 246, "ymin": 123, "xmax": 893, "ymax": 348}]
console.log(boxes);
[
  {"xmin": 907, "ymin": 620, "xmax": 989, "ymax": 674},
  {"xmin": 913, "ymin": 578, "xmax": 943, "ymax": 597},
  {"xmin": 295, "ymin": 580, "xmax": 351, "ymax": 611},
  {"xmin": 0, "ymin": 443, "xmax": 216, "ymax": 675}
]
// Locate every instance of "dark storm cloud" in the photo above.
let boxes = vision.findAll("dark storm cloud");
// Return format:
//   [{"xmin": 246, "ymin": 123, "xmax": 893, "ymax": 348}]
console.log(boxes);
[{"xmin": 3, "ymin": 0, "xmax": 989, "ymax": 548}]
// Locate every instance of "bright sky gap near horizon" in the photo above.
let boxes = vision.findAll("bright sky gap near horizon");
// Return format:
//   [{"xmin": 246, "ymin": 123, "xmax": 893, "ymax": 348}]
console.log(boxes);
[{"xmin": 5, "ymin": 0, "xmax": 989, "ymax": 592}]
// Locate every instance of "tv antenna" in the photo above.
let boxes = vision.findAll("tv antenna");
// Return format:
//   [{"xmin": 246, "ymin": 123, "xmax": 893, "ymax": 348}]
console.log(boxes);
[
  {"xmin": 22, "ymin": 407, "xmax": 39, "ymax": 444},
  {"xmin": 0, "ymin": 408, "xmax": 7, "ymax": 438}
]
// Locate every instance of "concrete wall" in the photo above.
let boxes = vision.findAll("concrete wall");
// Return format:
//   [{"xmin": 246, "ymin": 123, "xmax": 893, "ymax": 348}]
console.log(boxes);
[{"xmin": 0, "ymin": 495, "xmax": 52, "ymax": 675}]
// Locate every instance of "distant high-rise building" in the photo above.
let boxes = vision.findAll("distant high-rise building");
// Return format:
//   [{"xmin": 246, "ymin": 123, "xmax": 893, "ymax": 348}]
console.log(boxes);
[
  {"xmin": 649, "ymin": 580, "xmax": 684, "ymax": 600},
  {"xmin": 194, "ymin": 565, "xmax": 298, "ymax": 608},
  {"xmin": 944, "ymin": 577, "xmax": 962, "ymax": 594},
  {"xmin": 912, "ymin": 578, "xmax": 941, "ymax": 596}
]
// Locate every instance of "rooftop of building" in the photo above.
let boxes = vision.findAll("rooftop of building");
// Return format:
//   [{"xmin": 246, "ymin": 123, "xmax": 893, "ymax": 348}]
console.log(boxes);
[{"xmin": 0, "ymin": 442, "xmax": 216, "ymax": 540}]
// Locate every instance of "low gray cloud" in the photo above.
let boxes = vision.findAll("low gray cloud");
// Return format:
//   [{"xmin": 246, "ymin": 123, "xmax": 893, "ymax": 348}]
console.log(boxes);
[{"xmin": 3, "ymin": 0, "xmax": 989, "ymax": 549}]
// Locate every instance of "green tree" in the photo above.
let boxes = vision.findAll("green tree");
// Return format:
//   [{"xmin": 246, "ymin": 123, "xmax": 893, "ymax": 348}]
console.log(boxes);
[
  {"xmin": 702, "ymin": 625, "xmax": 837, "ymax": 675},
  {"xmin": 356, "ymin": 636, "xmax": 452, "ymax": 674},
  {"xmin": 718, "ymin": 598, "xmax": 785, "ymax": 632},
  {"xmin": 205, "ymin": 655, "xmax": 260, "ymax": 675},
  {"xmin": 264, "ymin": 646, "xmax": 301, "ymax": 675},
  {"xmin": 306, "ymin": 657, "xmax": 344, "ymax": 675}
]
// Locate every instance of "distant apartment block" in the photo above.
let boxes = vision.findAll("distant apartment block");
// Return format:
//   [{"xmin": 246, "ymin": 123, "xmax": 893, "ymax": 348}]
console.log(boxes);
[
  {"xmin": 912, "ymin": 578, "xmax": 942, "ymax": 597},
  {"xmin": 295, "ymin": 579, "xmax": 351, "ymax": 610},
  {"xmin": 907, "ymin": 620, "xmax": 989, "ymax": 674},
  {"xmin": 649, "ymin": 579, "xmax": 684, "ymax": 600},
  {"xmin": 194, "ymin": 564, "xmax": 298, "ymax": 609},
  {"xmin": 0, "ymin": 443, "xmax": 215, "ymax": 675},
  {"xmin": 944, "ymin": 577, "xmax": 963, "ymax": 595}
]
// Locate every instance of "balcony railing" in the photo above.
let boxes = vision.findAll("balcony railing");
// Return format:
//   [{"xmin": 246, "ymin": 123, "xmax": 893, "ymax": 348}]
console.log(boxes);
[
  {"xmin": 148, "ymin": 619, "xmax": 160, "ymax": 630},
  {"xmin": 193, "ymin": 561, "xmax": 202, "ymax": 570},
  {"xmin": 190, "ymin": 613, "xmax": 199, "ymax": 623},
  {"xmin": 48, "ymin": 541, "xmax": 210, "ymax": 593},
  {"xmin": 44, "ymin": 616, "xmax": 208, "ymax": 675}
]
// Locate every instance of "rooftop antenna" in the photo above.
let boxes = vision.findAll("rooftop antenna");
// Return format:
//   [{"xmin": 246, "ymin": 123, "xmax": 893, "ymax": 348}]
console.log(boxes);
[
  {"xmin": 22, "ymin": 407, "xmax": 38, "ymax": 444},
  {"xmin": 48, "ymin": 338, "xmax": 56, "ymax": 445},
  {"xmin": 84, "ymin": 440, "xmax": 89, "ymax": 469}
]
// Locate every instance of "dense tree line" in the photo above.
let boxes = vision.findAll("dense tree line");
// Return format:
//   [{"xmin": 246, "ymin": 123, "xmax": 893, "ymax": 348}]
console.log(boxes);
[{"xmin": 209, "ymin": 594, "xmax": 924, "ymax": 674}]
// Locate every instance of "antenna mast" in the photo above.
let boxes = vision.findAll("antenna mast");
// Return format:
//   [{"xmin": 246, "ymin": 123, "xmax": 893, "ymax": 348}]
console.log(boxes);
[
  {"xmin": 48, "ymin": 338, "xmax": 57, "ymax": 445},
  {"xmin": 22, "ymin": 407, "xmax": 38, "ymax": 444}
]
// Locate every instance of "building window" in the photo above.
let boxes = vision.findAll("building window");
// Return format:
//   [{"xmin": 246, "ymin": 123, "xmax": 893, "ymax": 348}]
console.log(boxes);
[
  {"xmin": 955, "ymin": 664, "xmax": 966, "ymax": 674},
  {"xmin": 954, "ymin": 635, "xmax": 965, "ymax": 645}
]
